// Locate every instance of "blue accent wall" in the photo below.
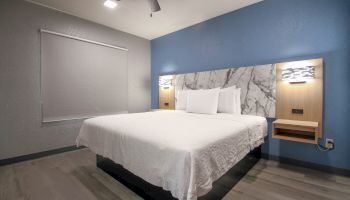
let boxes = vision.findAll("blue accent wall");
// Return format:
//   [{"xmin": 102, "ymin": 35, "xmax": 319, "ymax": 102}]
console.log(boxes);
[{"xmin": 151, "ymin": 0, "xmax": 350, "ymax": 170}]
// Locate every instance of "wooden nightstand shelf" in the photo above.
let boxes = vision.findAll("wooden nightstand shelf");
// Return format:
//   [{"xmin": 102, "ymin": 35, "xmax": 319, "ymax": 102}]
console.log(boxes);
[{"xmin": 272, "ymin": 119, "xmax": 319, "ymax": 144}]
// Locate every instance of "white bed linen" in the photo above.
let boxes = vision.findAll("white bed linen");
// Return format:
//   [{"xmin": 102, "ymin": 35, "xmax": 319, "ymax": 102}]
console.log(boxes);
[{"xmin": 76, "ymin": 110, "xmax": 267, "ymax": 200}]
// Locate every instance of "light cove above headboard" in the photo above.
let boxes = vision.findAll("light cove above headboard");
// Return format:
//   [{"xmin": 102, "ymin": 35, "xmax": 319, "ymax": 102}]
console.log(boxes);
[{"xmin": 174, "ymin": 64, "xmax": 276, "ymax": 117}]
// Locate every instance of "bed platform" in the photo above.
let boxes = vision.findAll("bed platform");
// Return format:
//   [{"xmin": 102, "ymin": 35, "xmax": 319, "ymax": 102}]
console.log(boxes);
[{"xmin": 97, "ymin": 146, "xmax": 261, "ymax": 200}]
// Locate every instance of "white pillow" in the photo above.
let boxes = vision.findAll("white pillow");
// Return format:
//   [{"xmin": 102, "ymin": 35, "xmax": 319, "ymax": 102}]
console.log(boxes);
[
  {"xmin": 218, "ymin": 86, "xmax": 236, "ymax": 113},
  {"xmin": 218, "ymin": 86, "xmax": 241, "ymax": 114},
  {"xmin": 186, "ymin": 88, "xmax": 220, "ymax": 114},
  {"xmin": 234, "ymin": 88, "xmax": 241, "ymax": 114},
  {"xmin": 175, "ymin": 90, "xmax": 188, "ymax": 110}
]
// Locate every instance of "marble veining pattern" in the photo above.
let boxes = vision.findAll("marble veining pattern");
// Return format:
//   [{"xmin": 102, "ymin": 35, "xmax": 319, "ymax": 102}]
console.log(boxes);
[{"xmin": 175, "ymin": 64, "xmax": 276, "ymax": 117}]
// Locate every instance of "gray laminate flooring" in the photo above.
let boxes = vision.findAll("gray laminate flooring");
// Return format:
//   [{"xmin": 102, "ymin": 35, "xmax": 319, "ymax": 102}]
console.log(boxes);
[{"xmin": 1, "ymin": 149, "xmax": 349, "ymax": 200}]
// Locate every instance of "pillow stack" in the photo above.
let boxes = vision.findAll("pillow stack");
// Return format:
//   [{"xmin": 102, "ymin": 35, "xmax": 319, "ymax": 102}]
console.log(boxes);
[{"xmin": 175, "ymin": 86, "xmax": 241, "ymax": 115}]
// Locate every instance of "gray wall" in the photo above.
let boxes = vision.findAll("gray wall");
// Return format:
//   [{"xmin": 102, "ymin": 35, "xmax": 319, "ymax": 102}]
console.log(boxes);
[{"xmin": 0, "ymin": 0, "xmax": 151, "ymax": 160}]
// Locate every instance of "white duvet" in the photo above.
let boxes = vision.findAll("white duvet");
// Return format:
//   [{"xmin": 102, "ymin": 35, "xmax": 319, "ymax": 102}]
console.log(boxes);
[{"xmin": 76, "ymin": 110, "xmax": 267, "ymax": 200}]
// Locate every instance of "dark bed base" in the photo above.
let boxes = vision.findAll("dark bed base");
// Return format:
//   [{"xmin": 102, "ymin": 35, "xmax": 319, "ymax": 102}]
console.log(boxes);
[{"xmin": 96, "ymin": 146, "xmax": 261, "ymax": 200}]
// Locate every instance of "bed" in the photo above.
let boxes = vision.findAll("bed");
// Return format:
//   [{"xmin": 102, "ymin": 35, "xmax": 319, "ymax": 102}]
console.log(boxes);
[{"xmin": 76, "ymin": 110, "xmax": 267, "ymax": 200}]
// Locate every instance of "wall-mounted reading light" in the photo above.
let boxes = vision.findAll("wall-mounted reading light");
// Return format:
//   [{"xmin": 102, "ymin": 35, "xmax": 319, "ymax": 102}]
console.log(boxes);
[
  {"xmin": 282, "ymin": 65, "xmax": 315, "ymax": 83},
  {"xmin": 159, "ymin": 75, "xmax": 173, "ymax": 89}
]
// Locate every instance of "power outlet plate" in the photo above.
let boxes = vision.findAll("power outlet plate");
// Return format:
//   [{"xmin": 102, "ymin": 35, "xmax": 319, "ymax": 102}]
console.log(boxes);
[{"xmin": 326, "ymin": 139, "xmax": 334, "ymax": 149}]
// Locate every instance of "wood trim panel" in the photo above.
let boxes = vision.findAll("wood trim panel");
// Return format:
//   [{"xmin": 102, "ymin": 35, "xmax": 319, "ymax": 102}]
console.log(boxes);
[
  {"xmin": 159, "ymin": 76, "xmax": 175, "ymax": 109},
  {"xmin": 276, "ymin": 58, "xmax": 323, "ymax": 138},
  {"xmin": 159, "ymin": 87, "xmax": 175, "ymax": 109},
  {"xmin": 273, "ymin": 119, "xmax": 318, "ymax": 128}
]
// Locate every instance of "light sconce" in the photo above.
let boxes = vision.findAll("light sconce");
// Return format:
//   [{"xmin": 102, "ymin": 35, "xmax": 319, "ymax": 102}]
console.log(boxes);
[
  {"xmin": 282, "ymin": 65, "xmax": 315, "ymax": 83},
  {"xmin": 104, "ymin": 0, "xmax": 118, "ymax": 9},
  {"xmin": 159, "ymin": 75, "xmax": 173, "ymax": 89}
]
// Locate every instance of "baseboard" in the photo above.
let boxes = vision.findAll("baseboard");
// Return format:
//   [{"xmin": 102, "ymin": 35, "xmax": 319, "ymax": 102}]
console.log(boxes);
[
  {"xmin": 0, "ymin": 145, "xmax": 86, "ymax": 166},
  {"xmin": 262, "ymin": 153, "xmax": 350, "ymax": 177}
]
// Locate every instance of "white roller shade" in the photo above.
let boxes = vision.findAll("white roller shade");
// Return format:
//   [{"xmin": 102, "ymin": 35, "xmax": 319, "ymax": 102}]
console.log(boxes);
[{"xmin": 41, "ymin": 30, "xmax": 128, "ymax": 122}]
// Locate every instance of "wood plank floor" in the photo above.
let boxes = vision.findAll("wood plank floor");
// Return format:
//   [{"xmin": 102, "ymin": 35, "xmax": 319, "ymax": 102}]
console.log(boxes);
[{"xmin": 1, "ymin": 149, "xmax": 349, "ymax": 200}]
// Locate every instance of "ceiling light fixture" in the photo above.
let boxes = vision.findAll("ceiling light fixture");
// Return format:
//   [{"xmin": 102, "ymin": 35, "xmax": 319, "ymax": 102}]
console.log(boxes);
[{"xmin": 104, "ymin": 0, "xmax": 118, "ymax": 9}]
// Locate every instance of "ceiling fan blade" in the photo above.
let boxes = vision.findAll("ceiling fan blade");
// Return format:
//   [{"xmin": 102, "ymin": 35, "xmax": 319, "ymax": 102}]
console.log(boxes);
[{"xmin": 147, "ymin": 0, "xmax": 161, "ymax": 12}]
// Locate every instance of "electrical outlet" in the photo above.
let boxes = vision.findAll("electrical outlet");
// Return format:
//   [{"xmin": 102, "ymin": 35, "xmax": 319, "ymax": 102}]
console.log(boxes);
[
  {"xmin": 326, "ymin": 139, "xmax": 334, "ymax": 149},
  {"xmin": 292, "ymin": 108, "xmax": 304, "ymax": 114}
]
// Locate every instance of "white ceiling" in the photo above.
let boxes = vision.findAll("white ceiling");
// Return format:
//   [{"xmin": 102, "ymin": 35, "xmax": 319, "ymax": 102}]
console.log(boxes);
[{"xmin": 27, "ymin": 0, "xmax": 262, "ymax": 40}]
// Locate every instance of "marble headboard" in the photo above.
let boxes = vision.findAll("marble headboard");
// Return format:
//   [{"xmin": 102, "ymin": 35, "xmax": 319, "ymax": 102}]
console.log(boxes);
[{"xmin": 175, "ymin": 64, "xmax": 276, "ymax": 117}]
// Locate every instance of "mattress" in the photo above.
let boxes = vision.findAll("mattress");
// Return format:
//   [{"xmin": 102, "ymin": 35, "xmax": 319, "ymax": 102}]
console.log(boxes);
[{"xmin": 76, "ymin": 110, "xmax": 267, "ymax": 200}]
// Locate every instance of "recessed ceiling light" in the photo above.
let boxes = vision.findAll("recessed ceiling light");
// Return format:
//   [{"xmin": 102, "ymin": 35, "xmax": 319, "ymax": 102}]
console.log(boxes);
[{"xmin": 104, "ymin": 0, "xmax": 118, "ymax": 9}]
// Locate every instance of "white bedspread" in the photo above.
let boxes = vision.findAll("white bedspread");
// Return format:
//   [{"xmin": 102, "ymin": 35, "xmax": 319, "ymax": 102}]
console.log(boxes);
[{"xmin": 76, "ymin": 110, "xmax": 267, "ymax": 200}]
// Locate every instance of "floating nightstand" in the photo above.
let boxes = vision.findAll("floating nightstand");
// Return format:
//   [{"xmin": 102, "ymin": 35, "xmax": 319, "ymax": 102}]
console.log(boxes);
[{"xmin": 272, "ymin": 119, "xmax": 319, "ymax": 144}]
